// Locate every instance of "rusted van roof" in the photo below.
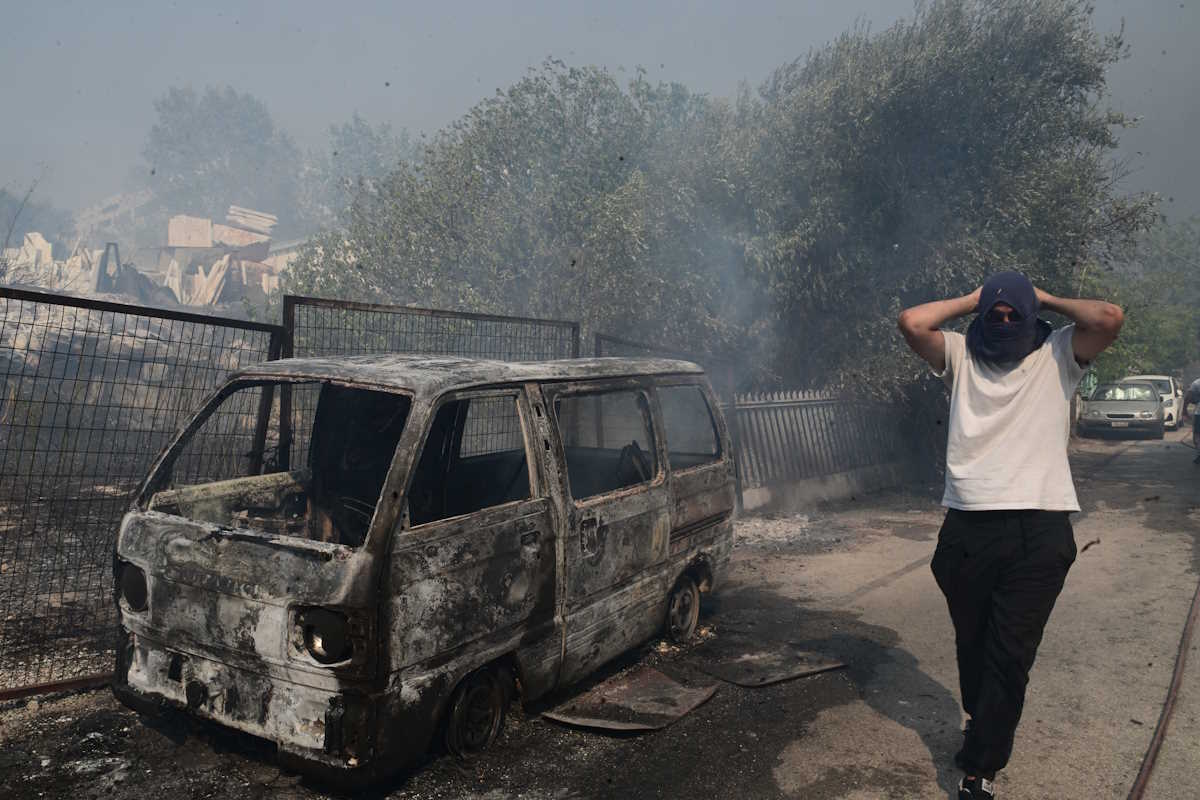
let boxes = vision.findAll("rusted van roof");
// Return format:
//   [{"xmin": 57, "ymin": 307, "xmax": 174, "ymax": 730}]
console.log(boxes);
[{"xmin": 234, "ymin": 355, "xmax": 703, "ymax": 395}]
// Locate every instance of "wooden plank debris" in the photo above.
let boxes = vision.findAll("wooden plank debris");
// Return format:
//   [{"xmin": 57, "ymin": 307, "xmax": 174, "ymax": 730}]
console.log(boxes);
[
  {"xmin": 167, "ymin": 215, "xmax": 213, "ymax": 248},
  {"xmin": 225, "ymin": 205, "xmax": 278, "ymax": 235}
]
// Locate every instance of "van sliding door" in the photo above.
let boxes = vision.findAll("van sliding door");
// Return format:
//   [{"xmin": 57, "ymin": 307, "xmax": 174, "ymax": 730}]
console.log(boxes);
[{"xmin": 542, "ymin": 380, "xmax": 671, "ymax": 685}]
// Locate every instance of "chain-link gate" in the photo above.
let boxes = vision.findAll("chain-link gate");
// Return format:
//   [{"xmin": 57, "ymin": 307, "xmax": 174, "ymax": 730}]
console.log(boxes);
[{"xmin": 0, "ymin": 287, "xmax": 283, "ymax": 698}]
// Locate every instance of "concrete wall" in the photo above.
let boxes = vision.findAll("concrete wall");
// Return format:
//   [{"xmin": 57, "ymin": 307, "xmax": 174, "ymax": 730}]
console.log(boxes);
[{"xmin": 740, "ymin": 460, "xmax": 914, "ymax": 512}]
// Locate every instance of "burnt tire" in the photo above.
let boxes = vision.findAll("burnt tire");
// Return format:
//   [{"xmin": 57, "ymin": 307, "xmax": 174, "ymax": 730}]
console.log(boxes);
[
  {"xmin": 444, "ymin": 668, "xmax": 508, "ymax": 758},
  {"xmin": 666, "ymin": 574, "xmax": 701, "ymax": 643}
]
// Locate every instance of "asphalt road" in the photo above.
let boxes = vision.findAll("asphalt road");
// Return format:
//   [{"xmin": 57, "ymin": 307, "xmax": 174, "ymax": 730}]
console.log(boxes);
[{"xmin": 2, "ymin": 430, "xmax": 1197, "ymax": 799}]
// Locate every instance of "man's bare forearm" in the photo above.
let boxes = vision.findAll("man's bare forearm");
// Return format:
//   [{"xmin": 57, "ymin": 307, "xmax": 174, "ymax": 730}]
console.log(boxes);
[
  {"xmin": 898, "ymin": 288, "xmax": 981, "ymax": 369},
  {"xmin": 1036, "ymin": 288, "xmax": 1123, "ymax": 362},
  {"xmin": 898, "ymin": 290, "xmax": 980, "ymax": 335},
  {"xmin": 1036, "ymin": 290, "xmax": 1123, "ymax": 333}
]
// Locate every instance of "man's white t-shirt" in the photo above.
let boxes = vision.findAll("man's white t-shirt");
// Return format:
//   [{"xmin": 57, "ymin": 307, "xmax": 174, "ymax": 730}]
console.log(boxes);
[{"xmin": 936, "ymin": 325, "xmax": 1087, "ymax": 511}]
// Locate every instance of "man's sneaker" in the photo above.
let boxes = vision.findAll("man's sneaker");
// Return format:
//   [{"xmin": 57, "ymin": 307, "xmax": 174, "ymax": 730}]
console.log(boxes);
[{"xmin": 958, "ymin": 776, "xmax": 996, "ymax": 799}]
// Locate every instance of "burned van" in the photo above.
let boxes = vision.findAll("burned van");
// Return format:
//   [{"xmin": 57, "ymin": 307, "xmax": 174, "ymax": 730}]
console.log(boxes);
[{"xmin": 113, "ymin": 356, "xmax": 735, "ymax": 777}]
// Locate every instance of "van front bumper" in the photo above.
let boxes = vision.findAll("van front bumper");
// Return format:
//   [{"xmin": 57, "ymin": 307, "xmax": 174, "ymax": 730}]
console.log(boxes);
[{"xmin": 114, "ymin": 631, "xmax": 374, "ymax": 770}]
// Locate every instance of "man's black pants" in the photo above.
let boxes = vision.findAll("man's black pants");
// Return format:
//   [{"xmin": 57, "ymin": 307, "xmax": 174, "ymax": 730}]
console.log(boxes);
[{"xmin": 931, "ymin": 508, "xmax": 1077, "ymax": 776}]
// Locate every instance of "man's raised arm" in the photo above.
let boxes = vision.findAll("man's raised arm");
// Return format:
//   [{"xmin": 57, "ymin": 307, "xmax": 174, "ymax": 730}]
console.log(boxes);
[
  {"xmin": 1034, "ymin": 289, "xmax": 1124, "ymax": 365},
  {"xmin": 898, "ymin": 288, "xmax": 981, "ymax": 372}
]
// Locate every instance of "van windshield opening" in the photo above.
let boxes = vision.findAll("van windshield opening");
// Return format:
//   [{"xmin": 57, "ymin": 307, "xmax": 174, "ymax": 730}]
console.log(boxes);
[{"xmin": 145, "ymin": 380, "xmax": 411, "ymax": 547}]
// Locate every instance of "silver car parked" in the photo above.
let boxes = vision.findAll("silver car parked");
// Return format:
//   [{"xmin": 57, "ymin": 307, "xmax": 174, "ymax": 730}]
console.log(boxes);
[{"xmin": 1078, "ymin": 381, "xmax": 1165, "ymax": 439}]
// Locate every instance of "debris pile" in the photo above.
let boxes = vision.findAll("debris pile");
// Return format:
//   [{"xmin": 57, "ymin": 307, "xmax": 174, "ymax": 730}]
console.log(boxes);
[
  {"xmin": 2, "ymin": 204, "xmax": 298, "ymax": 310},
  {"xmin": 160, "ymin": 206, "xmax": 285, "ymax": 306},
  {"xmin": 2, "ymin": 234, "xmax": 172, "ymax": 304}
]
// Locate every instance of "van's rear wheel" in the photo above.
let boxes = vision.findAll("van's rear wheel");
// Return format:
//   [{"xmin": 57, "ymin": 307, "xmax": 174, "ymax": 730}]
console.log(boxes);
[
  {"xmin": 445, "ymin": 668, "xmax": 507, "ymax": 758},
  {"xmin": 666, "ymin": 575, "xmax": 700, "ymax": 643}
]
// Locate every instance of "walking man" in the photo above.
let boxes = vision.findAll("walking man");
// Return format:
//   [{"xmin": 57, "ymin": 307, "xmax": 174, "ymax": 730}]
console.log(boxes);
[
  {"xmin": 1183, "ymin": 377, "xmax": 1200, "ymax": 463},
  {"xmin": 898, "ymin": 272, "xmax": 1124, "ymax": 799}
]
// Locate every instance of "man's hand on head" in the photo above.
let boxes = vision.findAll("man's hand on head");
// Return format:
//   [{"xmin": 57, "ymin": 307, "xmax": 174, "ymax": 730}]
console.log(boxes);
[
  {"xmin": 968, "ymin": 286, "xmax": 982, "ymax": 310},
  {"xmin": 1032, "ymin": 288, "xmax": 1124, "ymax": 364},
  {"xmin": 898, "ymin": 289, "xmax": 981, "ymax": 372}
]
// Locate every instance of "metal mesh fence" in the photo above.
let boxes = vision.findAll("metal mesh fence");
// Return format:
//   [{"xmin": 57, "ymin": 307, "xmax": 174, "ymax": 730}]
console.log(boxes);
[
  {"xmin": 592, "ymin": 332, "xmax": 737, "ymax": 408},
  {"xmin": 284, "ymin": 296, "xmax": 581, "ymax": 361},
  {"xmin": 283, "ymin": 296, "xmax": 581, "ymax": 462},
  {"xmin": 0, "ymin": 287, "xmax": 282, "ymax": 696}
]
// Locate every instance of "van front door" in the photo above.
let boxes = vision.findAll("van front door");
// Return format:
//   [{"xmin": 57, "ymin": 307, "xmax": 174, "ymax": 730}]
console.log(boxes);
[
  {"xmin": 384, "ymin": 390, "xmax": 559, "ymax": 699},
  {"xmin": 543, "ymin": 380, "xmax": 671, "ymax": 684}
]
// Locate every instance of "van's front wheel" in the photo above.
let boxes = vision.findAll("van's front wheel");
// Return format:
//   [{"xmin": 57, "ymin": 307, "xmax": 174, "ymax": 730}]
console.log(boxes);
[
  {"xmin": 666, "ymin": 575, "xmax": 701, "ymax": 643},
  {"xmin": 445, "ymin": 668, "xmax": 508, "ymax": 758}
]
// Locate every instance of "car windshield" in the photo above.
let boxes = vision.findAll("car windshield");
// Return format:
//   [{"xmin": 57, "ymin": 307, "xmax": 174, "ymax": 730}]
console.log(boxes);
[
  {"xmin": 1093, "ymin": 384, "xmax": 1156, "ymax": 402},
  {"xmin": 144, "ymin": 379, "xmax": 411, "ymax": 548}
]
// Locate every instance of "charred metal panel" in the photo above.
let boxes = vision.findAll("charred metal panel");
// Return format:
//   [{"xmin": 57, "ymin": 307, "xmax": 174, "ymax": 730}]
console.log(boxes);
[
  {"xmin": 538, "ymin": 378, "xmax": 674, "ymax": 685},
  {"xmin": 113, "ymin": 355, "xmax": 736, "ymax": 778},
  {"xmin": 232, "ymin": 355, "xmax": 704, "ymax": 401},
  {"xmin": 385, "ymin": 499, "xmax": 556, "ymax": 671},
  {"xmin": 121, "ymin": 633, "xmax": 370, "ymax": 753}
]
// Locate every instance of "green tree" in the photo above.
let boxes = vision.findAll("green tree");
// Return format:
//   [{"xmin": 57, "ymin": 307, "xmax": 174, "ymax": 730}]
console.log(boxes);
[
  {"xmin": 142, "ymin": 86, "xmax": 302, "ymax": 232},
  {"xmin": 740, "ymin": 0, "xmax": 1156, "ymax": 391},
  {"xmin": 299, "ymin": 114, "xmax": 419, "ymax": 228},
  {"xmin": 287, "ymin": 62, "xmax": 766, "ymax": 359},
  {"xmin": 286, "ymin": 0, "xmax": 1156, "ymax": 398},
  {"xmin": 1085, "ymin": 216, "xmax": 1200, "ymax": 380}
]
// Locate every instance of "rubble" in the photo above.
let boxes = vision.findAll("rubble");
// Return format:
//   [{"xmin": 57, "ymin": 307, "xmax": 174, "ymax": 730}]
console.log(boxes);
[
  {"xmin": 159, "ymin": 205, "xmax": 288, "ymax": 306},
  {"xmin": 3, "ymin": 204, "xmax": 294, "ymax": 310},
  {"xmin": 226, "ymin": 206, "xmax": 277, "ymax": 236},
  {"xmin": 166, "ymin": 215, "xmax": 213, "ymax": 249}
]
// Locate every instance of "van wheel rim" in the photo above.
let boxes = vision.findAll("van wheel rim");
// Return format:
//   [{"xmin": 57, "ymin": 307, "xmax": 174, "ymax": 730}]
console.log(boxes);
[
  {"xmin": 668, "ymin": 580, "xmax": 698, "ymax": 640},
  {"xmin": 459, "ymin": 682, "xmax": 500, "ymax": 752}
]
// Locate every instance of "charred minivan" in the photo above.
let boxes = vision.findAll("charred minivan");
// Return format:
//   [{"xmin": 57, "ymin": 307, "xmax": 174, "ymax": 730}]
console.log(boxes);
[{"xmin": 113, "ymin": 356, "xmax": 735, "ymax": 777}]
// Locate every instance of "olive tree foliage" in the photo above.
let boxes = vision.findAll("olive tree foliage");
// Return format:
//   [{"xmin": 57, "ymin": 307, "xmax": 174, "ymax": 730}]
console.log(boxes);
[
  {"xmin": 1084, "ymin": 215, "xmax": 1200, "ymax": 381},
  {"xmin": 297, "ymin": 114, "xmax": 419, "ymax": 229},
  {"xmin": 143, "ymin": 86, "xmax": 303, "ymax": 234},
  {"xmin": 287, "ymin": 0, "xmax": 1155, "ymax": 395},
  {"xmin": 740, "ymin": 0, "xmax": 1156, "ymax": 391},
  {"xmin": 288, "ymin": 62, "xmax": 764, "ymax": 359}
]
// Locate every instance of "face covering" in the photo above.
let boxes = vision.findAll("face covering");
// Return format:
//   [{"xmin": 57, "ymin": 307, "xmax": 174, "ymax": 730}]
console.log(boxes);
[{"xmin": 965, "ymin": 271, "xmax": 1052, "ymax": 364}]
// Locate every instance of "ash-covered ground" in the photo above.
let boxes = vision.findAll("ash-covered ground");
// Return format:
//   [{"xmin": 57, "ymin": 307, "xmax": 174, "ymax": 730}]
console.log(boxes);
[{"xmin": 3, "ymin": 433, "xmax": 1198, "ymax": 800}]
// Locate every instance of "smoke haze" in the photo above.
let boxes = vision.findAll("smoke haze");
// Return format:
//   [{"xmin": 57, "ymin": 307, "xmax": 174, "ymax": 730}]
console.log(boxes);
[{"xmin": 3, "ymin": 0, "xmax": 1196, "ymax": 218}]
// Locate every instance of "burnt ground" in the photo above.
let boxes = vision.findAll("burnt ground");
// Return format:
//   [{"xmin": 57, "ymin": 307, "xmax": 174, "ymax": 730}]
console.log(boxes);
[{"xmin": 3, "ymin": 430, "xmax": 1199, "ymax": 799}]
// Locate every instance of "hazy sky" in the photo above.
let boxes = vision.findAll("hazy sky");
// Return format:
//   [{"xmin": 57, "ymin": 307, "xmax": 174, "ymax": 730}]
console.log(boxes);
[{"xmin": 3, "ymin": 0, "xmax": 1197, "ymax": 219}]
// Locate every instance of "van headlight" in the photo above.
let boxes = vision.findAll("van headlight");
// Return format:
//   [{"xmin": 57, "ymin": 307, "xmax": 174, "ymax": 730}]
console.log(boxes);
[
  {"xmin": 118, "ymin": 561, "xmax": 149, "ymax": 612},
  {"xmin": 1137, "ymin": 411, "xmax": 1155, "ymax": 419},
  {"xmin": 294, "ymin": 608, "xmax": 353, "ymax": 664}
]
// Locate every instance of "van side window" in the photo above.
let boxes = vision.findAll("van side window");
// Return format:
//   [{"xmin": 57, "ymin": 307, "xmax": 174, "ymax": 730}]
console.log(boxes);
[
  {"xmin": 658, "ymin": 385, "xmax": 721, "ymax": 469},
  {"xmin": 407, "ymin": 395, "xmax": 531, "ymax": 526},
  {"xmin": 554, "ymin": 390, "xmax": 657, "ymax": 500}
]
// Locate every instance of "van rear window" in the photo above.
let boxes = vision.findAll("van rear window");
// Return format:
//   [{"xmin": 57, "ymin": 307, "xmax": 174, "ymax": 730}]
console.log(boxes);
[
  {"xmin": 145, "ymin": 380, "xmax": 410, "ymax": 547},
  {"xmin": 554, "ymin": 390, "xmax": 657, "ymax": 500},
  {"xmin": 658, "ymin": 385, "xmax": 721, "ymax": 469}
]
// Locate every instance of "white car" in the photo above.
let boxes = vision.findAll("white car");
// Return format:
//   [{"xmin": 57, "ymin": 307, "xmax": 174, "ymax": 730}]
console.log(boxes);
[{"xmin": 1120, "ymin": 374, "xmax": 1183, "ymax": 429}]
